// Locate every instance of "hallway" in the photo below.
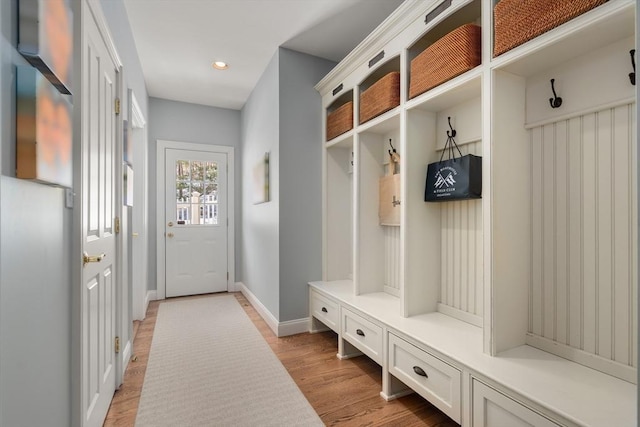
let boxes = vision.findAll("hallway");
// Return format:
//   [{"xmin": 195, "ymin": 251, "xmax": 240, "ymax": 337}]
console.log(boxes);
[{"xmin": 104, "ymin": 293, "xmax": 457, "ymax": 426}]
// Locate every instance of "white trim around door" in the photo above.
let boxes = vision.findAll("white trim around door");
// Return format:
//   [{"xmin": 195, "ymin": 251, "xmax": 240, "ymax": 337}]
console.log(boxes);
[{"xmin": 156, "ymin": 140, "xmax": 235, "ymax": 300}]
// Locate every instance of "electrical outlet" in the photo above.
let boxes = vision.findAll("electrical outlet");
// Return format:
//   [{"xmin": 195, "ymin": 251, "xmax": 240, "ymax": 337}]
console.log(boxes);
[{"xmin": 65, "ymin": 188, "xmax": 74, "ymax": 208}]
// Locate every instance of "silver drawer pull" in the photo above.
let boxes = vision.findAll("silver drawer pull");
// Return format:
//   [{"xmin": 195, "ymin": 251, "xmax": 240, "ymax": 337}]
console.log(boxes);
[
  {"xmin": 356, "ymin": 329, "xmax": 365, "ymax": 337},
  {"xmin": 413, "ymin": 366, "xmax": 428, "ymax": 378},
  {"xmin": 321, "ymin": 307, "xmax": 328, "ymax": 313}
]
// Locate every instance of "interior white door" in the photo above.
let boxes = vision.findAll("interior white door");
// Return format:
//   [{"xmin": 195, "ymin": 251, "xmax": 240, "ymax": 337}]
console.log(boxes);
[
  {"xmin": 165, "ymin": 149, "xmax": 228, "ymax": 297},
  {"xmin": 81, "ymin": 6, "xmax": 118, "ymax": 426}
]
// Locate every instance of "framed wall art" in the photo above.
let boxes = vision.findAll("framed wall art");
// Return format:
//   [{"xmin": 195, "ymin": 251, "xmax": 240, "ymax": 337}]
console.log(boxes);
[
  {"xmin": 252, "ymin": 152, "xmax": 270, "ymax": 204},
  {"xmin": 16, "ymin": 66, "xmax": 72, "ymax": 188},
  {"xmin": 18, "ymin": 0, "xmax": 73, "ymax": 94}
]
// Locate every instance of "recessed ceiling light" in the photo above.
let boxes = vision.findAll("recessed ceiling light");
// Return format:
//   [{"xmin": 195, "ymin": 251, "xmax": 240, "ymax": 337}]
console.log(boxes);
[{"xmin": 212, "ymin": 61, "xmax": 229, "ymax": 70}]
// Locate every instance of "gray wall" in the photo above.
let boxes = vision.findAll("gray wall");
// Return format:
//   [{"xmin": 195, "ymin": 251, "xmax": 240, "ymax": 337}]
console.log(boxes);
[
  {"xmin": 0, "ymin": 177, "xmax": 72, "ymax": 427},
  {"xmin": 278, "ymin": 48, "xmax": 334, "ymax": 321},
  {"xmin": 0, "ymin": 1, "xmax": 72, "ymax": 425},
  {"xmin": 148, "ymin": 97, "xmax": 242, "ymax": 290},
  {"xmin": 0, "ymin": 1, "xmax": 146, "ymax": 425},
  {"xmin": 240, "ymin": 52, "xmax": 281, "ymax": 317},
  {"xmin": 240, "ymin": 48, "xmax": 334, "ymax": 322}
]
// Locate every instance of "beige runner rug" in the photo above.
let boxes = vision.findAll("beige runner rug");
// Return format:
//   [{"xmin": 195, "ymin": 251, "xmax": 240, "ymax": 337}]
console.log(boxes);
[{"xmin": 135, "ymin": 294, "xmax": 324, "ymax": 426}]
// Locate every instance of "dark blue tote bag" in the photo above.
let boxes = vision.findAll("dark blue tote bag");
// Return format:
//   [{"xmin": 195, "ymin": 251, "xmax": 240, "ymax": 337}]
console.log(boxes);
[{"xmin": 424, "ymin": 135, "xmax": 482, "ymax": 202}]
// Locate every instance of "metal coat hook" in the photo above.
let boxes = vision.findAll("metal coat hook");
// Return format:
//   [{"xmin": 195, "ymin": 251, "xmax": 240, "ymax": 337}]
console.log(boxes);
[
  {"xmin": 549, "ymin": 79, "xmax": 562, "ymax": 109},
  {"xmin": 446, "ymin": 116, "xmax": 456, "ymax": 138},
  {"xmin": 387, "ymin": 139, "xmax": 397, "ymax": 156},
  {"xmin": 629, "ymin": 49, "xmax": 636, "ymax": 86}
]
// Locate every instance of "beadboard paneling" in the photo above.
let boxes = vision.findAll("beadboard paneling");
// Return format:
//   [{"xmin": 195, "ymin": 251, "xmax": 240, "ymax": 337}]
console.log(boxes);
[
  {"xmin": 528, "ymin": 104, "xmax": 637, "ymax": 376},
  {"xmin": 384, "ymin": 226, "xmax": 401, "ymax": 296},
  {"xmin": 439, "ymin": 141, "xmax": 483, "ymax": 320}
]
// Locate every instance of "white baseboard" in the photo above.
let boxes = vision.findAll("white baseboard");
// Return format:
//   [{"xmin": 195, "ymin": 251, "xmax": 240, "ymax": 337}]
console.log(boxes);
[
  {"xmin": 278, "ymin": 318, "xmax": 311, "ymax": 337},
  {"xmin": 145, "ymin": 290, "xmax": 157, "ymax": 315},
  {"xmin": 237, "ymin": 282, "xmax": 309, "ymax": 337},
  {"xmin": 122, "ymin": 340, "xmax": 132, "ymax": 370}
]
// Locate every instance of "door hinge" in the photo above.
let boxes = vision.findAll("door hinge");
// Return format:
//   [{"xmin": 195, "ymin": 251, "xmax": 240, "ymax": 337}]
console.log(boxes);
[
  {"xmin": 114, "ymin": 217, "xmax": 121, "ymax": 234},
  {"xmin": 115, "ymin": 336, "xmax": 120, "ymax": 354},
  {"xmin": 115, "ymin": 98, "xmax": 121, "ymax": 115}
]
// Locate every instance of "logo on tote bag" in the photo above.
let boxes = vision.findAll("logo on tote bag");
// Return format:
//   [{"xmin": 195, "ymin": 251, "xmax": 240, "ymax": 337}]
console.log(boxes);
[{"xmin": 434, "ymin": 166, "xmax": 457, "ymax": 190}]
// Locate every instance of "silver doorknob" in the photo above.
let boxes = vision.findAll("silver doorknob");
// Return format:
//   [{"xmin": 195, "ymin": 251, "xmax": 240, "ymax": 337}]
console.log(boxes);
[
  {"xmin": 167, "ymin": 232, "xmax": 174, "ymax": 238},
  {"xmin": 167, "ymin": 222, "xmax": 174, "ymax": 227}
]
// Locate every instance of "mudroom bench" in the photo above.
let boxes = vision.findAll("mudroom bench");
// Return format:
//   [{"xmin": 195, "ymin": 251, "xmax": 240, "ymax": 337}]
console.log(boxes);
[{"xmin": 309, "ymin": 280, "xmax": 635, "ymax": 427}]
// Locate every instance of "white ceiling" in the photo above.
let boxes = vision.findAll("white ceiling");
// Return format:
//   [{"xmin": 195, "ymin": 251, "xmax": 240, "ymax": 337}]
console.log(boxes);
[{"xmin": 123, "ymin": 0, "xmax": 404, "ymax": 110}]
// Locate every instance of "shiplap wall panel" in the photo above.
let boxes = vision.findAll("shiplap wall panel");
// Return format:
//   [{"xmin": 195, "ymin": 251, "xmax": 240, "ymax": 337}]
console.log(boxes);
[
  {"xmin": 384, "ymin": 225, "xmax": 401, "ymax": 293},
  {"xmin": 612, "ymin": 106, "xmax": 633, "ymax": 366},
  {"xmin": 529, "ymin": 104, "xmax": 636, "ymax": 370},
  {"xmin": 597, "ymin": 110, "xmax": 613, "ymax": 362},
  {"xmin": 542, "ymin": 123, "xmax": 556, "ymax": 340},
  {"xmin": 440, "ymin": 140, "xmax": 483, "ymax": 317},
  {"xmin": 582, "ymin": 112, "xmax": 598, "ymax": 356},
  {"xmin": 555, "ymin": 120, "xmax": 569, "ymax": 346},
  {"xmin": 567, "ymin": 116, "xmax": 583, "ymax": 350},
  {"xmin": 530, "ymin": 126, "xmax": 543, "ymax": 337}
]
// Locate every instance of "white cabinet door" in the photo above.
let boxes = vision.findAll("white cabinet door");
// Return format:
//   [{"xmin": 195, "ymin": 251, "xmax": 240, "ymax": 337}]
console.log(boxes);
[
  {"xmin": 310, "ymin": 289, "xmax": 339, "ymax": 333},
  {"xmin": 388, "ymin": 333, "xmax": 461, "ymax": 423},
  {"xmin": 472, "ymin": 380, "xmax": 560, "ymax": 427},
  {"xmin": 342, "ymin": 307, "xmax": 383, "ymax": 364}
]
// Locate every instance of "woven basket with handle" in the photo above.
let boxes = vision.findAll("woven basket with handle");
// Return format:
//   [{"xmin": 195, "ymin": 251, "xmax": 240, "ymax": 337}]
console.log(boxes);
[
  {"xmin": 409, "ymin": 24, "xmax": 481, "ymax": 100},
  {"xmin": 494, "ymin": 0, "xmax": 608, "ymax": 57}
]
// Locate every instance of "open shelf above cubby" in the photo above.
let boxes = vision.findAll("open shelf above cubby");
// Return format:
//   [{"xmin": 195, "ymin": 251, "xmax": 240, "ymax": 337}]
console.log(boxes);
[
  {"xmin": 357, "ymin": 109, "xmax": 400, "ymax": 135},
  {"xmin": 326, "ymin": 90, "xmax": 354, "ymax": 142},
  {"xmin": 326, "ymin": 132, "xmax": 354, "ymax": 149},
  {"xmin": 406, "ymin": 70, "xmax": 481, "ymax": 113},
  {"xmin": 407, "ymin": 0, "xmax": 481, "ymax": 64},
  {"xmin": 491, "ymin": 0, "xmax": 635, "ymax": 77},
  {"xmin": 359, "ymin": 56, "xmax": 401, "ymax": 93}
]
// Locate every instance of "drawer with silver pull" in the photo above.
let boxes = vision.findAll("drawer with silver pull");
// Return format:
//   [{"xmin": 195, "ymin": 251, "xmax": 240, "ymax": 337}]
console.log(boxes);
[
  {"xmin": 388, "ymin": 332, "xmax": 461, "ymax": 423},
  {"xmin": 342, "ymin": 307, "xmax": 383, "ymax": 364},
  {"xmin": 310, "ymin": 289, "xmax": 339, "ymax": 333}
]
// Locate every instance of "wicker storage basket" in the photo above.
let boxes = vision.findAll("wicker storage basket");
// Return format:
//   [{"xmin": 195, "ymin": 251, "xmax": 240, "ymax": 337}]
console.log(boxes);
[
  {"xmin": 409, "ymin": 24, "xmax": 481, "ymax": 100},
  {"xmin": 326, "ymin": 101, "xmax": 353, "ymax": 141},
  {"xmin": 359, "ymin": 71, "xmax": 400, "ymax": 124},
  {"xmin": 494, "ymin": 0, "xmax": 608, "ymax": 57}
]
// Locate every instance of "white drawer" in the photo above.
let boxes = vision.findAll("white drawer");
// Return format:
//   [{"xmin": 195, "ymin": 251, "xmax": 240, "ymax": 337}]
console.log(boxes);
[
  {"xmin": 472, "ymin": 380, "xmax": 560, "ymax": 427},
  {"xmin": 388, "ymin": 333, "xmax": 461, "ymax": 423},
  {"xmin": 342, "ymin": 307, "xmax": 383, "ymax": 365},
  {"xmin": 310, "ymin": 290, "xmax": 339, "ymax": 333}
]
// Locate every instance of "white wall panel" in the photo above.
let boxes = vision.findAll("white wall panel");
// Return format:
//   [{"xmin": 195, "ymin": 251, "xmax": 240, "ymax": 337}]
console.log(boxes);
[
  {"xmin": 439, "ymin": 140, "xmax": 483, "ymax": 318},
  {"xmin": 384, "ymin": 225, "xmax": 401, "ymax": 295},
  {"xmin": 528, "ymin": 104, "xmax": 637, "ymax": 372}
]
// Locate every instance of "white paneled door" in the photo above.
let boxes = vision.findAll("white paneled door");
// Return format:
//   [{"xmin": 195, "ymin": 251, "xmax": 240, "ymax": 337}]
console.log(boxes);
[
  {"xmin": 164, "ymin": 149, "xmax": 228, "ymax": 297},
  {"xmin": 81, "ymin": 3, "xmax": 119, "ymax": 426}
]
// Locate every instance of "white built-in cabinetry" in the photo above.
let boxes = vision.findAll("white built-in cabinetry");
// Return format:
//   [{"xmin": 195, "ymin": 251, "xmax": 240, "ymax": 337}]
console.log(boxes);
[{"xmin": 311, "ymin": 0, "xmax": 637, "ymax": 425}]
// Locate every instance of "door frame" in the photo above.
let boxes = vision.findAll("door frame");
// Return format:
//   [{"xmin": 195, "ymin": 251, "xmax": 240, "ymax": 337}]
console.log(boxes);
[
  {"xmin": 71, "ymin": 0, "xmax": 126, "ymax": 425},
  {"xmin": 129, "ymin": 90, "xmax": 148, "ymax": 320},
  {"xmin": 156, "ymin": 140, "xmax": 235, "ymax": 300}
]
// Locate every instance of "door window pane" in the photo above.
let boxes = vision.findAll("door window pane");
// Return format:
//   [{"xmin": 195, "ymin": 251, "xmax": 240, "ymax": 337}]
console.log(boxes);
[
  {"xmin": 191, "ymin": 161, "xmax": 204, "ymax": 181},
  {"xmin": 175, "ymin": 159, "xmax": 219, "ymax": 225},
  {"xmin": 176, "ymin": 160, "xmax": 190, "ymax": 180},
  {"xmin": 205, "ymin": 162, "xmax": 218, "ymax": 181}
]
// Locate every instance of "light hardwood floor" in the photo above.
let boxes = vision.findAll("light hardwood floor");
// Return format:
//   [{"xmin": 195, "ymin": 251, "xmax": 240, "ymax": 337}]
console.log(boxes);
[{"xmin": 104, "ymin": 293, "xmax": 458, "ymax": 426}]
